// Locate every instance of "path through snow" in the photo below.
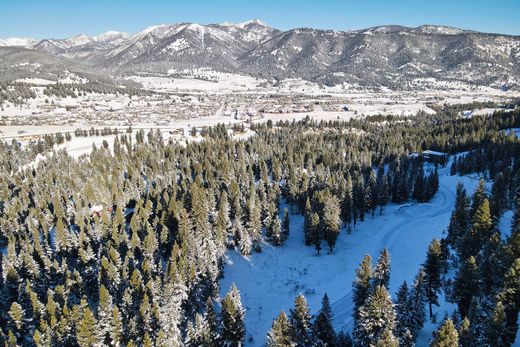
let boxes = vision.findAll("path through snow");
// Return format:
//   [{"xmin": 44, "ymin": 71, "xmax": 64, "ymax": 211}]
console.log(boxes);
[{"xmin": 220, "ymin": 162, "xmax": 511, "ymax": 346}]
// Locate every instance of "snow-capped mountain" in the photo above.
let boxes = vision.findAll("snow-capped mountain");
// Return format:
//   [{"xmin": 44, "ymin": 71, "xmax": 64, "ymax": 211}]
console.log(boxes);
[
  {"xmin": 239, "ymin": 25, "xmax": 520, "ymax": 88},
  {"xmin": 6, "ymin": 20, "xmax": 520, "ymax": 89},
  {"xmin": 102, "ymin": 20, "xmax": 280, "ymax": 72},
  {"xmin": 30, "ymin": 31, "xmax": 129, "ymax": 62},
  {"xmin": 0, "ymin": 37, "xmax": 36, "ymax": 47}
]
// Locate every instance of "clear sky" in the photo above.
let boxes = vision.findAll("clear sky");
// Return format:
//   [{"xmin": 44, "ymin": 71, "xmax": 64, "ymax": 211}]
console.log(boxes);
[{"xmin": 1, "ymin": 0, "xmax": 519, "ymax": 39}]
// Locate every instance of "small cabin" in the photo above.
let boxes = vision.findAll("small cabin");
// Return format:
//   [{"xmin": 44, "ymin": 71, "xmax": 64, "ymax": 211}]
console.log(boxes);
[{"xmin": 409, "ymin": 150, "xmax": 447, "ymax": 164}]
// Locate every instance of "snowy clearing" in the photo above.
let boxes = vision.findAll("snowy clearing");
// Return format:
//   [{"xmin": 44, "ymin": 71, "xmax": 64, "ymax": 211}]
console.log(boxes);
[{"xmin": 220, "ymin": 159, "xmax": 517, "ymax": 346}]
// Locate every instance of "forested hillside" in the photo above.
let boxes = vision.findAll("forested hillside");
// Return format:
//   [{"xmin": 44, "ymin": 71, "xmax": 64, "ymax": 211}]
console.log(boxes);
[{"xmin": 1, "ymin": 105, "xmax": 520, "ymax": 346}]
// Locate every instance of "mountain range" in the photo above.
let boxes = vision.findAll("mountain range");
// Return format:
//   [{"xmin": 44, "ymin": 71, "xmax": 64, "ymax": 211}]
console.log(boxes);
[{"xmin": 1, "ymin": 19, "xmax": 520, "ymax": 90}]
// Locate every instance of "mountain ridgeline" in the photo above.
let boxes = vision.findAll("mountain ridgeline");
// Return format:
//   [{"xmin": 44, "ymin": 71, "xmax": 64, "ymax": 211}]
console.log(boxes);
[{"xmin": 2, "ymin": 20, "xmax": 520, "ymax": 89}]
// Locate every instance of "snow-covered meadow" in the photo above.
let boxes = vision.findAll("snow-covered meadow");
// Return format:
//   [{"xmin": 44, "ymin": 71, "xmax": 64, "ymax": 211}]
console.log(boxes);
[{"xmin": 220, "ymin": 159, "xmax": 517, "ymax": 346}]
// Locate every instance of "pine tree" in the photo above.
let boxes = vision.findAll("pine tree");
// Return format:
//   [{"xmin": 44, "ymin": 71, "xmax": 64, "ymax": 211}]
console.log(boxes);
[
  {"xmin": 372, "ymin": 249, "xmax": 391, "ymax": 290},
  {"xmin": 507, "ymin": 188, "xmax": 520, "ymax": 262},
  {"xmin": 159, "ymin": 269, "xmax": 187, "ymax": 347},
  {"xmin": 430, "ymin": 319, "xmax": 458, "ymax": 347},
  {"xmin": 323, "ymin": 195, "xmax": 341, "ymax": 253},
  {"xmin": 266, "ymin": 311, "xmax": 294, "ymax": 347},
  {"xmin": 77, "ymin": 305, "xmax": 98, "ymax": 347},
  {"xmin": 479, "ymin": 232, "xmax": 505, "ymax": 297},
  {"xmin": 271, "ymin": 216, "xmax": 283, "ymax": 246},
  {"xmin": 374, "ymin": 166, "xmax": 387, "ymax": 216},
  {"xmin": 484, "ymin": 301, "xmax": 509, "ymax": 347},
  {"xmin": 395, "ymin": 281, "xmax": 414, "ymax": 344},
  {"xmin": 466, "ymin": 299, "xmax": 485, "ymax": 345},
  {"xmin": 221, "ymin": 284, "xmax": 245, "ymax": 347},
  {"xmin": 491, "ymin": 172, "xmax": 507, "ymax": 218},
  {"xmin": 110, "ymin": 306, "xmax": 123, "ymax": 346},
  {"xmin": 457, "ymin": 317, "xmax": 472, "ymax": 347},
  {"xmin": 353, "ymin": 255, "xmax": 372, "ymax": 322},
  {"xmin": 310, "ymin": 212, "xmax": 321, "ymax": 255},
  {"xmin": 97, "ymin": 285, "xmax": 113, "ymax": 345},
  {"xmin": 236, "ymin": 219, "xmax": 252, "ymax": 255},
  {"xmin": 497, "ymin": 258, "xmax": 520, "ymax": 344},
  {"xmin": 470, "ymin": 179, "xmax": 487, "ymax": 218},
  {"xmin": 354, "ymin": 285, "xmax": 396, "ymax": 347},
  {"xmin": 447, "ymin": 182, "xmax": 470, "ymax": 246},
  {"xmin": 413, "ymin": 166, "xmax": 426, "ymax": 202},
  {"xmin": 374, "ymin": 327, "xmax": 399, "ymax": 347},
  {"xmin": 289, "ymin": 294, "xmax": 312, "ymax": 347},
  {"xmin": 366, "ymin": 170, "xmax": 378, "ymax": 217},
  {"xmin": 282, "ymin": 208, "xmax": 290, "ymax": 243},
  {"xmin": 424, "ymin": 239, "xmax": 443, "ymax": 318},
  {"xmin": 341, "ymin": 175, "xmax": 353, "ymax": 229},
  {"xmin": 314, "ymin": 294, "xmax": 336, "ymax": 346},
  {"xmin": 8, "ymin": 302, "xmax": 24, "ymax": 333},
  {"xmin": 304, "ymin": 197, "xmax": 313, "ymax": 245},
  {"xmin": 453, "ymin": 256, "xmax": 479, "ymax": 317},
  {"xmin": 471, "ymin": 198, "xmax": 493, "ymax": 252}
]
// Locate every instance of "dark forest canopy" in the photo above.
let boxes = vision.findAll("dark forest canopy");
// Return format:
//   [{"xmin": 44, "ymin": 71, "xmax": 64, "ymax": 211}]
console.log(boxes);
[{"xmin": 1, "ymin": 104, "xmax": 520, "ymax": 346}]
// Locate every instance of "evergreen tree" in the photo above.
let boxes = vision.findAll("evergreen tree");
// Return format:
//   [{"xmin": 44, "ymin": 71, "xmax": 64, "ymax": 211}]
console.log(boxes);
[
  {"xmin": 110, "ymin": 306, "xmax": 123, "ymax": 346},
  {"xmin": 395, "ymin": 281, "xmax": 414, "ymax": 344},
  {"xmin": 221, "ymin": 284, "xmax": 245, "ymax": 347},
  {"xmin": 447, "ymin": 182, "xmax": 470, "ymax": 246},
  {"xmin": 203, "ymin": 298, "xmax": 220, "ymax": 347},
  {"xmin": 424, "ymin": 239, "xmax": 443, "ymax": 318},
  {"xmin": 304, "ymin": 197, "xmax": 313, "ymax": 246},
  {"xmin": 310, "ymin": 212, "xmax": 321, "ymax": 255},
  {"xmin": 453, "ymin": 256, "xmax": 479, "ymax": 317},
  {"xmin": 7, "ymin": 302, "xmax": 24, "ymax": 335},
  {"xmin": 497, "ymin": 258, "xmax": 520, "ymax": 344},
  {"xmin": 458, "ymin": 317, "xmax": 475, "ymax": 347},
  {"xmin": 491, "ymin": 172, "xmax": 508, "ymax": 218},
  {"xmin": 430, "ymin": 319, "xmax": 458, "ymax": 347},
  {"xmin": 354, "ymin": 285, "xmax": 396, "ymax": 347},
  {"xmin": 353, "ymin": 255, "xmax": 372, "ymax": 323},
  {"xmin": 374, "ymin": 327, "xmax": 399, "ymax": 347},
  {"xmin": 282, "ymin": 208, "xmax": 290, "ymax": 243},
  {"xmin": 470, "ymin": 179, "xmax": 487, "ymax": 218},
  {"xmin": 271, "ymin": 216, "xmax": 283, "ymax": 246},
  {"xmin": 484, "ymin": 301, "xmax": 509, "ymax": 347},
  {"xmin": 341, "ymin": 175, "xmax": 354, "ymax": 229},
  {"xmin": 266, "ymin": 311, "xmax": 294, "ymax": 347},
  {"xmin": 372, "ymin": 249, "xmax": 391, "ymax": 290},
  {"xmin": 507, "ymin": 188, "xmax": 520, "ymax": 262},
  {"xmin": 289, "ymin": 294, "xmax": 312, "ymax": 347},
  {"xmin": 323, "ymin": 195, "xmax": 341, "ymax": 252},
  {"xmin": 366, "ymin": 170, "xmax": 378, "ymax": 217},
  {"xmin": 77, "ymin": 305, "xmax": 98, "ymax": 347},
  {"xmin": 471, "ymin": 198, "xmax": 493, "ymax": 252},
  {"xmin": 314, "ymin": 294, "xmax": 336, "ymax": 347},
  {"xmin": 413, "ymin": 166, "xmax": 426, "ymax": 202}
]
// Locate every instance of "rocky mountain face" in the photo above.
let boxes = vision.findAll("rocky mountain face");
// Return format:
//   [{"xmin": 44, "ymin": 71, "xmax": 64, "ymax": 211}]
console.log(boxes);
[{"xmin": 2, "ymin": 21, "xmax": 520, "ymax": 89}]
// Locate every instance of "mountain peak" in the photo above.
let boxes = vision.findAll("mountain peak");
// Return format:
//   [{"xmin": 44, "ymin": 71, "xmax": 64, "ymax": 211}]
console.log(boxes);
[
  {"xmin": 94, "ymin": 31, "xmax": 129, "ymax": 41},
  {"xmin": 66, "ymin": 33, "xmax": 93, "ymax": 46},
  {"xmin": 221, "ymin": 19, "xmax": 270, "ymax": 28}
]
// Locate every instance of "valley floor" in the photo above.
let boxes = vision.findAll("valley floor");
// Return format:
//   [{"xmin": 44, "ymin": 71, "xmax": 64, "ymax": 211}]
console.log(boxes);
[{"xmin": 219, "ymin": 159, "xmax": 517, "ymax": 346}]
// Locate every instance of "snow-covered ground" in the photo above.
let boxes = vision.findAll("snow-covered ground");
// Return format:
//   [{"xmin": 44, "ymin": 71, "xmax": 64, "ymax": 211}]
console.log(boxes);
[{"xmin": 220, "ymin": 160, "xmax": 516, "ymax": 346}]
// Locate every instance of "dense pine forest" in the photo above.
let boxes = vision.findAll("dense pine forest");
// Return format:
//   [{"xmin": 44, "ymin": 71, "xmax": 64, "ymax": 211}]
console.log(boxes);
[{"xmin": 2, "ymin": 104, "xmax": 520, "ymax": 346}]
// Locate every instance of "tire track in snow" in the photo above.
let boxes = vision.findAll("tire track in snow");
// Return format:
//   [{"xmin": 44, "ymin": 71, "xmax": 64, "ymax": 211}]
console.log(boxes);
[{"xmin": 330, "ymin": 179, "xmax": 455, "ymax": 331}]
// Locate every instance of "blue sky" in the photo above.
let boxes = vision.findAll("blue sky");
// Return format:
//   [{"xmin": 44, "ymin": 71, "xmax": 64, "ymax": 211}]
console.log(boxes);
[{"xmin": 1, "ymin": 0, "xmax": 519, "ymax": 39}]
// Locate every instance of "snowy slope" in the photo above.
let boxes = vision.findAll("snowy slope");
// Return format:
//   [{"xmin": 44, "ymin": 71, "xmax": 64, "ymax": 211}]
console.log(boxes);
[
  {"xmin": 0, "ymin": 37, "xmax": 35, "ymax": 47},
  {"xmin": 220, "ymin": 159, "xmax": 515, "ymax": 346}
]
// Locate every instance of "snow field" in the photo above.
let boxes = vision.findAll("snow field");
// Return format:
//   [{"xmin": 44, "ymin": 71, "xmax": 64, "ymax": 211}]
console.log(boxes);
[{"xmin": 220, "ymin": 160, "xmax": 514, "ymax": 346}]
